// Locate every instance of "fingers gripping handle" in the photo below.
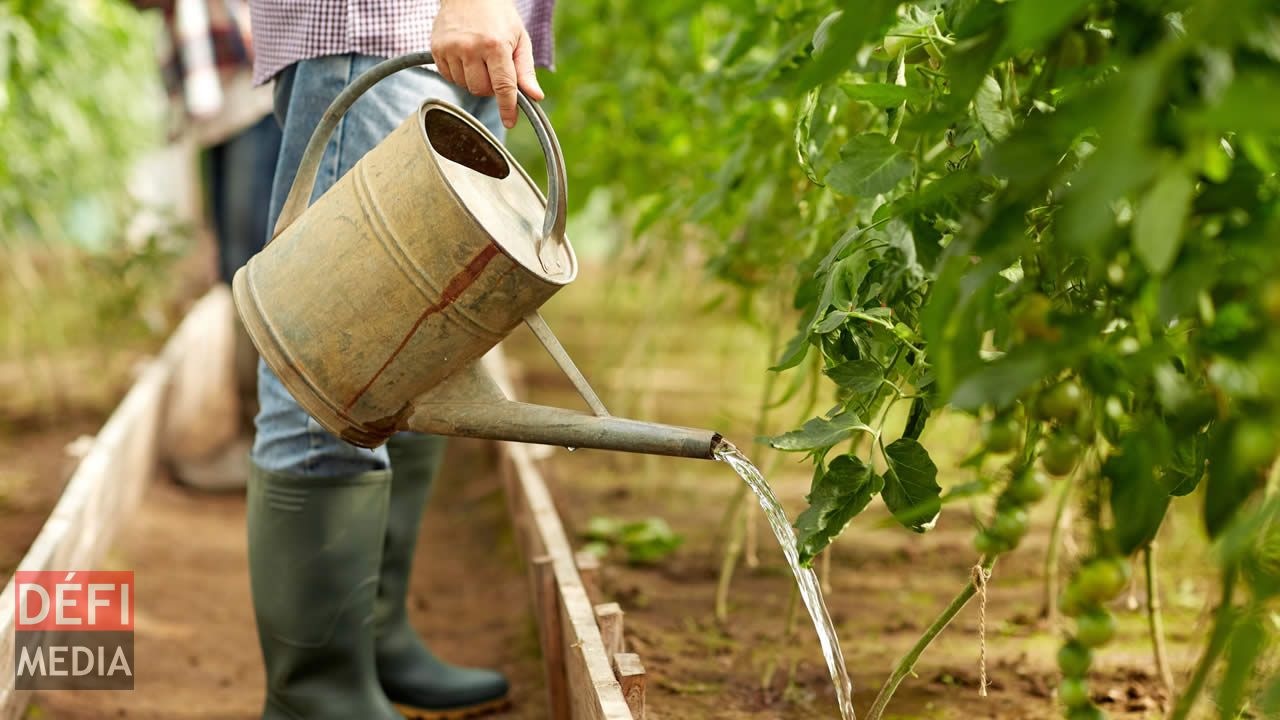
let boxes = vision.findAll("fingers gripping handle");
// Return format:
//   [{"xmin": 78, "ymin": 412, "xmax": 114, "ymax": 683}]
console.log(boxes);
[{"xmin": 270, "ymin": 51, "xmax": 568, "ymax": 265}]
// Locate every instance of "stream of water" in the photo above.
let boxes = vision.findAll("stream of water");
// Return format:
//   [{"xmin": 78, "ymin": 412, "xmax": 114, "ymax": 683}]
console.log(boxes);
[{"xmin": 714, "ymin": 440, "xmax": 856, "ymax": 720}]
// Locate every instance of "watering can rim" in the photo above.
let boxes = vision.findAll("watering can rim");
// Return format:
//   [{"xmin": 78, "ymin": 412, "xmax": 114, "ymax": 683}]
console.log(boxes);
[
  {"xmin": 414, "ymin": 98, "xmax": 579, "ymax": 288},
  {"xmin": 269, "ymin": 52, "xmax": 572, "ymax": 274}
]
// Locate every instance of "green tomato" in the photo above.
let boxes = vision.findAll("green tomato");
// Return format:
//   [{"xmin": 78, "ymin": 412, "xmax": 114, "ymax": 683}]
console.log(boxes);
[
  {"xmin": 1016, "ymin": 293, "xmax": 1057, "ymax": 341},
  {"xmin": 1075, "ymin": 558, "xmax": 1130, "ymax": 603},
  {"xmin": 1007, "ymin": 469, "xmax": 1050, "ymax": 505},
  {"xmin": 1076, "ymin": 608, "xmax": 1116, "ymax": 648},
  {"xmin": 1041, "ymin": 433, "xmax": 1082, "ymax": 477},
  {"xmin": 1059, "ymin": 583, "xmax": 1089, "ymax": 618},
  {"xmin": 974, "ymin": 531, "xmax": 1009, "ymax": 557},
  {"xmin": 988, "ymin": 507, "xmax": 1030, "ymax": 546},
  {"xmin": 1059, "ymin": 676, "xmax": 1092, "ymax": 708},
  {"xmin": 1072, "ymin": 399, "xmax": 1096, "ymax": 438},
  {"xmin": 1105, "ymin": 262, "xmax": 1127, "ymax": 289},
  {"xmin": 1057, "ymin": 640, "xmax": 1092, "ymax": 678},
  {"xmin": 982, "ymin": 416, "xmax": 1022, "ymax": 454},
  {"xmin": 1038, "ymin": 381, "xmax": 1085, "ymax": 424}
]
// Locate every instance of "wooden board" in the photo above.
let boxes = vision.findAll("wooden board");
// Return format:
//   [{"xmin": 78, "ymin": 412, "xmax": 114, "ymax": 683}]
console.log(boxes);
[
  {"xmin": 483, "ymin": 348, "xmax": 636, "ymax": 720},
  {"xmin": 0, "ymin": 289, "xmax": 226, "ymax": 720}
]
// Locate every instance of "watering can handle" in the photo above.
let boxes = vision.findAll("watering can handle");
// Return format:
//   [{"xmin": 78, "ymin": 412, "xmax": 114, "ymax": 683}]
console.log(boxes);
[{"xmin": 270, "ymin": 51, "xmax": 568, "ymax": 258}]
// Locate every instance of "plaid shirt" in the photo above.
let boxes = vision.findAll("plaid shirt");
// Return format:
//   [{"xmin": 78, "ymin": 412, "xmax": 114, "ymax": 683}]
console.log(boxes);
[
  {"xmin": 248, "ymin": 1, "xmax": 556, "ymax": 85},
  {"xmin": 131, "ymin": 0, "xmax": 273, "ymax": 144},
  {"xmin": 131, "ymin": 0, "xmax": 255, "ymax": 116}
]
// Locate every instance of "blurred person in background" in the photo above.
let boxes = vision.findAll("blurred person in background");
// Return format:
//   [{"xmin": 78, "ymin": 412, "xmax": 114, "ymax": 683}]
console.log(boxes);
[
  {"xmin": 243, "ymin": 0, "xmax": 552, "ymax": 717},
  {"xmin": 131, "ymin": 0, "xmax": 282, "ymax": 491}
]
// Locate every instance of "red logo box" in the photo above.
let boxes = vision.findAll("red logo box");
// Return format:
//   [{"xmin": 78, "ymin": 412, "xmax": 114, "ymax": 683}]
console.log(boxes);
[{"xmin": 15, "ymin": 571, "xmax": 134, "ymax": 632}]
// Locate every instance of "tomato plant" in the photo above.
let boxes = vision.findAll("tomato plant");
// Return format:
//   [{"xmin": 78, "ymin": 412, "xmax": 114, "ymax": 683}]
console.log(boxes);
[
  {"xmin": 1, "ymin": 0, "xmax": 162, "ymax": 246},
  {"xmin": 544, "ymin": 0, "xmax": 1280, "ymax": 716}
]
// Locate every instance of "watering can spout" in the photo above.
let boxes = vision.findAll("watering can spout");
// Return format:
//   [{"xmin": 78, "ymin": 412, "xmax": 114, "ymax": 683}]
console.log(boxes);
[{"xmin": 401, "ymin": 356, "xmax": 722, "ymax": 460}]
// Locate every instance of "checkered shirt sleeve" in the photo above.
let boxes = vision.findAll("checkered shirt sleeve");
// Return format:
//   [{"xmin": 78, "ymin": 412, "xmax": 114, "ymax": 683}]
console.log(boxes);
[{"xmin": 249, "ymin": 0, "xmax": 555, "ymax": 85}]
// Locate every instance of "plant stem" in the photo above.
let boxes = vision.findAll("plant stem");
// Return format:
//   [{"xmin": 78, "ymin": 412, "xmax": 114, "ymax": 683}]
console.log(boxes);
[
  {"xmin": 820, "ymin": 548, "xmax": 833, "ymax": 594},
  {"xmin": 1043, "ymin": 477, "xmax": 1073, "ymax": 627},
  {"xmin": 715, "ymin": 496, "xmax": 748, "ymax": 626},
  {"xmin": 1145, "ymin": 542, "xmax": 1174, "ymax": 702},
  {"xmin": 744, "ymin": 503, "xmax": 760, "ymax": 569},
  {"xmin": 1167, "ymin": 565, "xmax": 1238, "ymax": 720},
  {"xmin": 745, "ymin": 310, "xmax": 785, "ymax": 570},
  {"xmin": 867, "ymin": 555, "xmax": 998, "ymax": 720},
  {"xmin": 783, "ymin": 580, "xmax": 800, "ymax": 639}
]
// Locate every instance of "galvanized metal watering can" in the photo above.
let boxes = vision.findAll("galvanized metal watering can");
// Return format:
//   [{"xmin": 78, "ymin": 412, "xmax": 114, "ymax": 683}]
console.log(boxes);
[{"xmin": 231, "ymin": 53, "xmax": 720, "ymax": 459}]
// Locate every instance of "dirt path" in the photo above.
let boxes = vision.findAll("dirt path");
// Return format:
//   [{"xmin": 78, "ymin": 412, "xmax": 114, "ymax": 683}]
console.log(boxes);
[
  {"xmin": 0, "ymin": 418, "xmax": 102, "ymax": 580},
  {"xmin": 28, "ymin": 439, "xmax": 547, "ymax": 720}
]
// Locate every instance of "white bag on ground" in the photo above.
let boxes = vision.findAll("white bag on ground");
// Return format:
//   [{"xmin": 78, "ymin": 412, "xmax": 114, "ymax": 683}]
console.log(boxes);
[{"xmin": 164, "ymin": 284, "xmax": 242, "ymax": 462}]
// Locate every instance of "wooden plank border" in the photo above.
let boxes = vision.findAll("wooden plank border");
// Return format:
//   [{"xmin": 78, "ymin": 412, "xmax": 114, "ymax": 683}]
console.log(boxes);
[
  {"xmin": 0, "ymin": 288, "xmax": 228, "ymax": 720},
  {"xmin": 482, "ymin": 349, "xmax": 645, "ymax": 720}
]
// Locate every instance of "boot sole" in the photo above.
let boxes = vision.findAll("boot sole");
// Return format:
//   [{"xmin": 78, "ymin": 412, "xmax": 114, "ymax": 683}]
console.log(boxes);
[{"xmin": 394, "ymin": 697, "xmax": 512, "ymax": 720}]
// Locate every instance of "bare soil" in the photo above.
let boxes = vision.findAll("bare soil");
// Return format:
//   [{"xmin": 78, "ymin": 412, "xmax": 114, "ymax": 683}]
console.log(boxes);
[{"xmin": 0, "ymin": 415, "xmax": 103, "ymax": 580}]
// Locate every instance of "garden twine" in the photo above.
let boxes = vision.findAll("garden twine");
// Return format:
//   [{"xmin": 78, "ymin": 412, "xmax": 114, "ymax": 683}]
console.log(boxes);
[{"xmin": 972, "ymin": 563, "xmax": 992, "ymax": 697}]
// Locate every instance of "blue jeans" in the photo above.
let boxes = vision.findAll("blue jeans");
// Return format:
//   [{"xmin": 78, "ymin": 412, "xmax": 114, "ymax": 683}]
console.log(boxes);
[{"xmin": 252, "ymin": 54, "xmax": 504, "ymax": 477}]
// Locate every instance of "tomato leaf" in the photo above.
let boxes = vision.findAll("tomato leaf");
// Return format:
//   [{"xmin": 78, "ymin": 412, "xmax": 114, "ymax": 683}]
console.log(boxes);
[
  {"xmin": 1133, "ymin": 168, "xmax": 1195, "ymax": 276},
  {"xmin": 1166, "ymin": 433, "xmax": 1208, "ymax": 496},
  {"xmin": 1218, "ymin": 614, "xmax": 1269, "ymax": 718},
  {"xmin": 949, "ymin": 344, "xmax": 1057, "ymax": 412},
  {"xmin": 794, "ymin": 455, "xmax": 882, "ymax": 565},
  {"xmin": 1105, "ymin": 432, "xmax": 1172, "ymax": 554},
  {"xmin": 840, "ymin": 81, "xmax": 931, "ymax": 107},
  {"xmin": 881, "ymin": 438, "xmax": 942, "ymax": 532},
  {"xmin": 826, "ymin": 134, "xmax": 913, "ymax": 198},
  {"xmin": 796, "ymin": 84, "xmax": 843, "ymax": 184},
  {"xmin": 825, "ymin": 359, "xmax": 884, "ymax": 393},
  {"xmin": 771, "ymin": 331, "xmax": 811, "ymax": 371},
  {"xmin": 768, "ymin": 410, "xmax": 875, "ymax": 452},
  {"xmin": 975, "ymin": 75, "xmax": 1014, "ymax": 141},
  {"xmin": 793, "ymin": 1, "xmax": 901, "ymax": 92},
  {"xmin": 1003, "ymin": 0, "xmax": 1092, "ymax": 53},
  {"xmin": 1204, "ymin": 420, "xmax": 1268, "ymax": 538}
]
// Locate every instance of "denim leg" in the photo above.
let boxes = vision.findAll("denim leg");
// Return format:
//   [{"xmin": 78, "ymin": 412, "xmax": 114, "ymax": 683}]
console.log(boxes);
[
  {"xmin": 209, "ymin": 115, "xmax": 284, "ymax": 283},
  {"xmin": 252, "ymin": 54, "xmax": 502, "ymax": 478}
]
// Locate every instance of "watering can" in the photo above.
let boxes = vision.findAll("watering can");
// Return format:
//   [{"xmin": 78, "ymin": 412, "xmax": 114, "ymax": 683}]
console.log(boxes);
[{"xmin": 231, "ymin": 53, "xmax": 721, "ymax": 459}]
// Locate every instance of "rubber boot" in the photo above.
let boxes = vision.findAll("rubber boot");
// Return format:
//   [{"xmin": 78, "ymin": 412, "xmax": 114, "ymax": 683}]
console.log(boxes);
[
  {"xmin": 247, "ymin": 464, "xmax": 403, "ymax": 720},
  {"xmin": 377, "ymin": 433, "xmax": 511, "ymax": 719}
]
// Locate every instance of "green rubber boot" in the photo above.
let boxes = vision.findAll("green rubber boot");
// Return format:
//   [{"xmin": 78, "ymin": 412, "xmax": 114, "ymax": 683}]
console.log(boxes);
[
  {"xmin": 247, "ymin": 464, "xmax": 402, "ymax": 720},
  {"xmin": 378, "ymin": 433, "xmax": 511, "ymax": 719}
]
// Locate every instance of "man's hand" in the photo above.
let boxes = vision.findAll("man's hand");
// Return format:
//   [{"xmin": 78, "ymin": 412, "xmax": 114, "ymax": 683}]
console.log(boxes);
[{"xmin": 431, "ymin": 0, "xmax": 545, "ymax": 129}]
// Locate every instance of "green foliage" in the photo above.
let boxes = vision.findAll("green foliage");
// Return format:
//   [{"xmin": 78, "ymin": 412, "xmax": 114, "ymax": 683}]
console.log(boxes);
[
  {"xmin": 581, "ymin": 515, "xmax": 685, "ymax": 565},
  {"xmin": 547, "ymin": 0, "xmax": 1280, "ymax": 712},
  {"xmin": 0, "ymin": 0, "xmax": 162, "ymax": 245},
  {"xmin": 793, "ymin": 454, "xmax": 880, "ymax": 564}
]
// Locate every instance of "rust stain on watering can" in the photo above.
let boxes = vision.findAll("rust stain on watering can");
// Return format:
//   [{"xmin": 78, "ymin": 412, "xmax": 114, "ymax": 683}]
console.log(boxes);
[
  {"xmin": 231, "ymin": 52, "xmax": 721, "ymax": 459},
  {"xmin": 343, "ymin": 243, "xmax": 502, "ymax": 412}
]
